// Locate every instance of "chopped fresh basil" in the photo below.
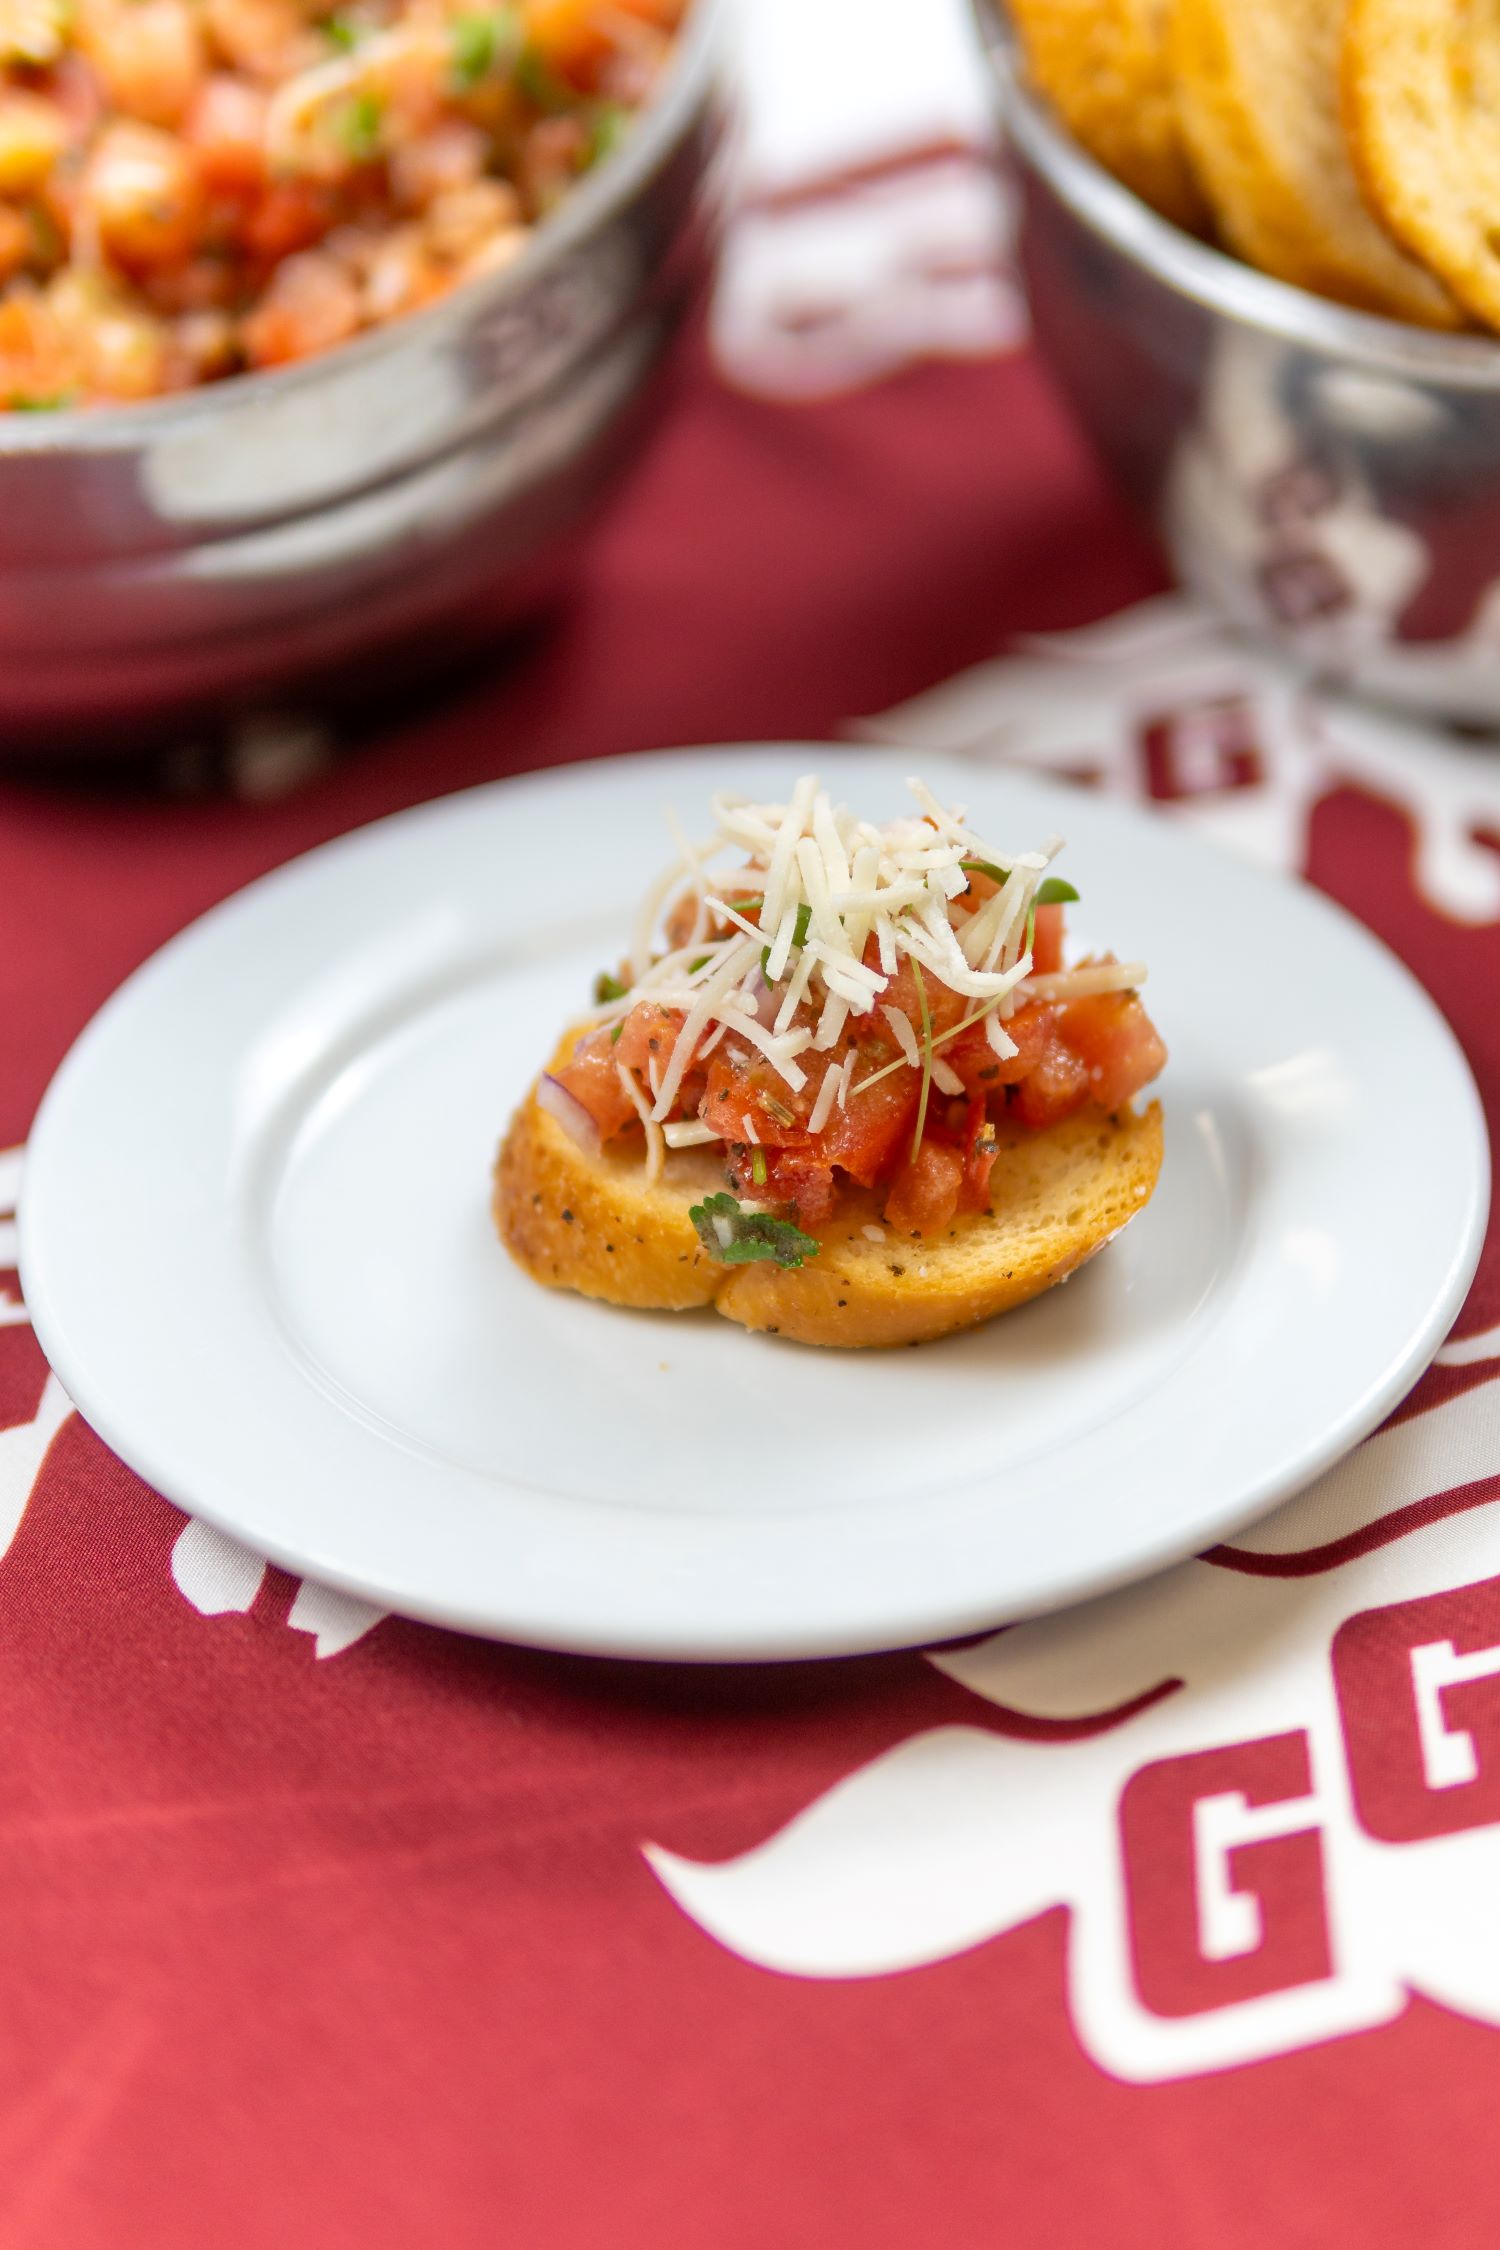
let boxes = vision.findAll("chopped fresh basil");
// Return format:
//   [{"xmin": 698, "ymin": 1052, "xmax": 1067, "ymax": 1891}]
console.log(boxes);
[
  {"xmin": 593, "ymin": 970, "xmax": 629, "ymax": 1004},
  {"xmin": 959, "ymin": 857, "xmax": 1008, "ymax": 885},
  {"xmin": 449, "ymin": 8, "xmax": 520, "ymax": 89},
  {"xmin": 688, "ymin": 955, "xmax": 711, "ymax": 974},
  {"xmin": 761, "ymin": 901, "xmax": 812, "ymax": 978},
  {"xmin": 689, "ymin": 1192, "xmax": 819, "ymax": 1270},
  {"xmin": 336, "ymin": 89, "xmax": 383, "ymax": 160},
  {"xmin": 609, "ymin": 1023, "xmax": 624, "ymax": 1044},
  {"xmin": 1036, "ymin": 877, "xmax": 1080, "ymax": 906},
  {"xmin": 588, "ymin": 101, "xmax": 629, "ymax": 165},
  {"xmin": 517, "ymin": 39, "xmax": 570, "ymax": 111},
  {"xmin": 750, "ymin": 1147, "xmax": 768, "ymax": 1188},
  {"xmin": 6, "ymin": 389, "xmax": 74, "ymax": 410},
  {"xmin": 323, "ymin": 12, "xmax": 360, "ymax": 48}
]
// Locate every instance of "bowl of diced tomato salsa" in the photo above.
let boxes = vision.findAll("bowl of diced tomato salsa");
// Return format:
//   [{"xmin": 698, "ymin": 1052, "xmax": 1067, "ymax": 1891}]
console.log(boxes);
[{"xmin": 0, "ymin": 0, "xmax": 721, "ymax": 750}]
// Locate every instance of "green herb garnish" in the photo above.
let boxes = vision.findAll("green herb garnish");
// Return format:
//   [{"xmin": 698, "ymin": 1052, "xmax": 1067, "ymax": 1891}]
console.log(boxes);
[
  {"xmin": 908, "ymin": 957, "xmax": 934, "ymax": 1162},
  {"xmin": 610, "ymin": 1023, "xmax": 624, "ymax": 1044},
  {"xmin": 6, "ymin": 389, "xmax": 75, "ymax": 410},
  {"xmin": 516, "ymin": 38, "xmax": 571, "ymax": 111},
  {"xmin": 689, "ymin": 1192, "xmax": 819, "ymax": 1270},
  {"xmin": 323, "ymin": 13, "xmax": 360, "ymax": 48},
  {"xmin": 449, "ymin": 8, "xmax": 520, "ymax": 89},
  {"xmin": 588, "ymin": 101, "xmax": 629, "ymax": 166},
  {"xmin": 761, "ymin": 901, "xmax": 812, "ymax": 978},
  {"xmin": 750, "ymin": 1147, "xmax": 768, "ymax": 1188},
  {"xmin": 593, "ymin": 970, "xmax": 629, "ymax": 1004},
  {"xmin": 959, "ymin": 857, "xmax": 1008, "ymax": 885},
  {"xmin": 761, "ymin": 1094, "xmax": 795, "ymax": 1128},
  {"xmin": 336, "ymin": 89, "xmax": 384, "ymax": 161},
  {"xmin": 688, "ymin": 954, "xmax": 711, "ymax": 974}
]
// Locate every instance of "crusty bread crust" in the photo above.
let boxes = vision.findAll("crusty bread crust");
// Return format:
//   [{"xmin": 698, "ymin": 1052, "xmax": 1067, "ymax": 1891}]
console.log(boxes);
[{"xmin": 493, "ymin": 1031, "xmax": 1164, "ymax": 1348}]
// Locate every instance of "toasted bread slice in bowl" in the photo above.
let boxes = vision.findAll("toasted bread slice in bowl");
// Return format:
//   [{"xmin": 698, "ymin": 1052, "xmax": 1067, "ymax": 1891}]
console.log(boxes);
[
  {"xmin": 1009, "ymin": 0, "xmax": 1210, "ymax": 232},
  {"xmin": 495, "ymin": 1045, "xmax": 1164, "ymax": 1350},
  {"xmin": 1344, "ymin": 0, "xmax": 1500, "ymax": 331},
  {"xmin": 1169, "ymin": 0, "xmax": 1459, "ymax": 325}
]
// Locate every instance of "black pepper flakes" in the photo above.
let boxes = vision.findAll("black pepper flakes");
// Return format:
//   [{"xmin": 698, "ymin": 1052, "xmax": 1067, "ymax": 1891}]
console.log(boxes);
[{"xmin": 562, "ymin": 1209, "xmax": 574, "ymax": 1224}]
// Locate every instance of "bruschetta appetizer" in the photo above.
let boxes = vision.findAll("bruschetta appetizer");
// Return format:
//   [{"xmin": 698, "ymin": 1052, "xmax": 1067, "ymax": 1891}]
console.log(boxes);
[{"xmin": 495, "ymin": 774, "xmax": 1166, "ymax": 1347}]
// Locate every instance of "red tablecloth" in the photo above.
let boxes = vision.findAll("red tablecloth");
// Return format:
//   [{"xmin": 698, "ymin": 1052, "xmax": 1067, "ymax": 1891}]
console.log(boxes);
[{"xmin": 6, "ymin": 150, "xmax": 1500, "ymax": 2247}]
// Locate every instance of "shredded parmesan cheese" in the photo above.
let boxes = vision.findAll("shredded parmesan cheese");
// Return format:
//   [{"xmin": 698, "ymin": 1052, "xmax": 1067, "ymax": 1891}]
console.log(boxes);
[
  {"xmin": 880, "ymin": 1005, "xmax": 920, "ymax": 1067},
  {"xmin": 663, "ymin": 1119, "xmax": 722, "ymax": 1149},
  {"xmin": 588, "ymin": 772, "xmax": 1147, "ymax": 1187},
  {"xmin": 807, "ymin": 1061, "xmax": 841, "ymax": 1135},
  {"xmin": 615, "ymin": 1063, "xmax": 664, "ymax": 1184},
  {"xmin": 1022, "ymin": 962, "xmax": 1148, "ymax": 1002}
]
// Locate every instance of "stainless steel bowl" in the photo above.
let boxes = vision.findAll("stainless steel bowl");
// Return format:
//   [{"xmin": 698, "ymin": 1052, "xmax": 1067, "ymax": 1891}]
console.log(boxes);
[
  {"xmin": 0, "ymin": 0, "xmax": 726, "ymax": 754},
  {"xmin": 976, "ymin": 4, "xmax": 1500, "ymax": 725}
]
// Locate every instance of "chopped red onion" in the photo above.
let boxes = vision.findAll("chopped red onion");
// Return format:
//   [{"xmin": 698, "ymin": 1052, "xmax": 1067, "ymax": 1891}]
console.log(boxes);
[
  {"xmin": 537, "ymin": 1073, "xmax": 601, "ymax": 1158},
  {"xmin": 745, "ymin": 969, "xmax": 778, "ymax": 1026}
]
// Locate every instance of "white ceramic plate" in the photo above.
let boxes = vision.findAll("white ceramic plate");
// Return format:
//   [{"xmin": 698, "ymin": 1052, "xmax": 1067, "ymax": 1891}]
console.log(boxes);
[{"xmin": 19, "ymin": 747, "xmax": 1489, "ymax": 1661}]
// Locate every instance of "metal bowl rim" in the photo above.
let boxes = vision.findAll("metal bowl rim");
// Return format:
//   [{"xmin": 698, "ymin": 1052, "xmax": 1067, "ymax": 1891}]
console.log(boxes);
[
  {"xmin": 0, "ymin": 0, "xmax": 723, "ymax": 459},
  {"xmin": 987, "ymin": 23, "xmax": 1500, "ymax": 391}
]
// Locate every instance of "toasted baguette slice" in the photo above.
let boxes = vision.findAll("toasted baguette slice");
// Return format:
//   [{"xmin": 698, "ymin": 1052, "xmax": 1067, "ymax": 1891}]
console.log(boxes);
[
  {"xmin": 1169, "ymin": 0, "xmax": 1460, "ymax": 326},
  {"xmin": 1010, "ymin": 0, "xmax": 1210, "ymax": 232},
  {"xmin": 494, "ymin": 1050, "xmax": 1164, "ymax": 1349},
  {"xmin": 1344, "ymin": 0, "xmax": 1500, "ymax": 331}
]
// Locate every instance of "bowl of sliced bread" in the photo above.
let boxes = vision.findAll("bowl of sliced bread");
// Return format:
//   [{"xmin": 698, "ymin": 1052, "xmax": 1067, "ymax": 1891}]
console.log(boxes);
[{"xmin": 978, "ymin": 0, "xmax": 1500, "ymax": 724}]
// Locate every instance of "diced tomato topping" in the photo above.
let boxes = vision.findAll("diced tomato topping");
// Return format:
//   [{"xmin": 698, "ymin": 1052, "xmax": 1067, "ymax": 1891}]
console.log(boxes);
[
  {"xmin": 525, "ymin": 0, "xmax": 684, "ymax": 85},
  {"xmin": 549, "ymin": 1027, "xmax": 637, "ymax": 1140},
  {"xmin": 881, "ymin": 956, "xmax": 969, "ymax": 1044},
  {"xmin": 728, "ymin": 1144, "xmax": 838, "ymax": 1226},
  {"xmin": 703, "ymin": 1041, "xmax": 812, "ymax": 1149},
  {"xmin": 946, "ymin": 1000, "xmax": 1055, "ymax": 1094},
  {"xmin": 242, "ymin": 178, "xmax": 335, "ymax": 265},
  {"xmin": 184, "ymin": 76, "xmax": 267, "ymax": 197},
  {"xmin": 1010, "ymin": 1036, "xmax": 1091, "ymax": 1129},
  {"xmin": 885, "ymin": 1141, "xmax": 963, "ymax": 1235},
  {"xmin": 614, "ymin": 1001, "xmax": 686, "ymax": 1081},
  {"xmin": 818, "ymin": 1065, "xmax": 918, "ymax": 1187},
  {"xmin": 1056, "ymin": 991, "xmax": 1168, "ymax": 1114},
  {"xmin": 1032, "ymin": 901, "xmax": 1065, "ymax": 975}
]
